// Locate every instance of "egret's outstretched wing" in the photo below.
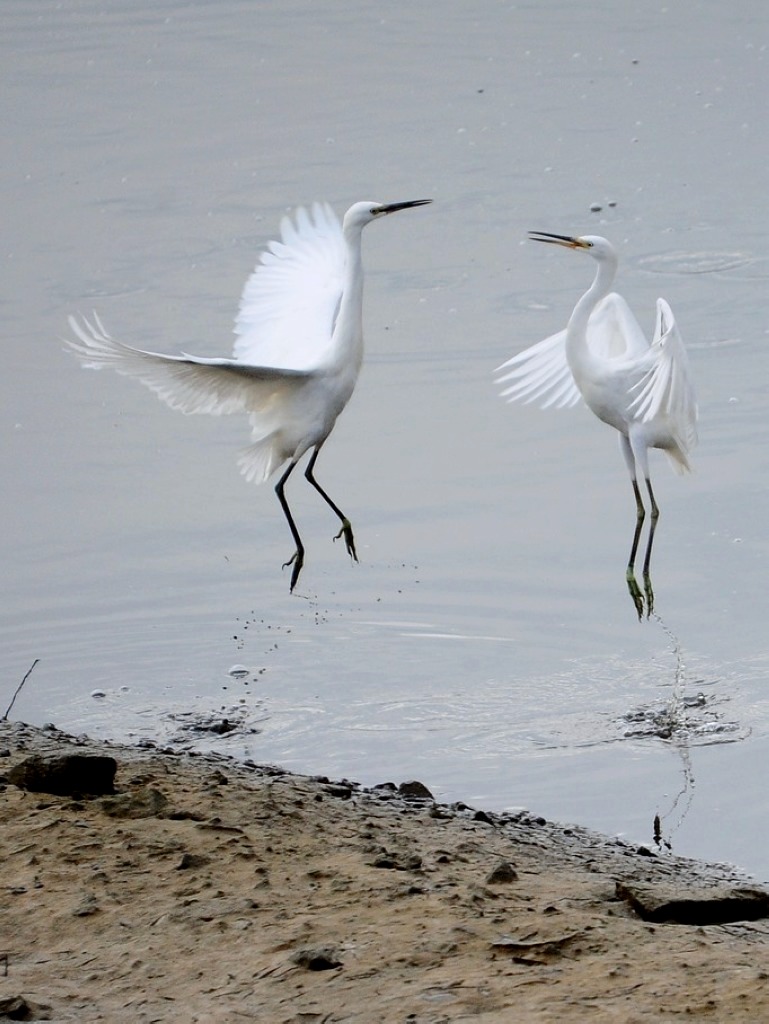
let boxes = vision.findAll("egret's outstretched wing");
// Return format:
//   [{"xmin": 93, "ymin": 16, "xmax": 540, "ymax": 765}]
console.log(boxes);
[
  {"xmin": 233, "ymin": 202, "xmax": 346, "ymax": 370},
  {"xmin": 495, "ymin": 329, "xmax": 581, "ymax": 409},
  {"xmin": 67, "ymin": 313, "xmax": 309, "ymax": 415},
  {"xmin": 67, "ymin": 313, "xmax": 313, "ymax": 484},
  {"xmin": 628, "ymin": 298, "xmax": 698, "ymax": 449}
]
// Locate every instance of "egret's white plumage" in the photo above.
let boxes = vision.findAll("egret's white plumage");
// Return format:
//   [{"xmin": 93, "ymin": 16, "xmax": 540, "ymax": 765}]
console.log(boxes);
[
  {"xmin": 67, "ymin": 198, "xmax": 431, "ymax": 591},
  {"xmin": 495, "ymin": 232, "xmax": 697, "ymax": 617}
]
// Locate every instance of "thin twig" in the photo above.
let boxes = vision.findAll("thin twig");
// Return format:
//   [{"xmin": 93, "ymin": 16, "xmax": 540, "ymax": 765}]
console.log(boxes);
[{"xmin": 2, "ymin": 658, "xmax": 40, "ymax": 721}]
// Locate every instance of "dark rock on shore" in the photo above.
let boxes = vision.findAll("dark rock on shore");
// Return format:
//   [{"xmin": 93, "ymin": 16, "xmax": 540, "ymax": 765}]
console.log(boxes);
[{"xmin": 7, "ymin": 754, "xmax": 116, "ymax": 796}]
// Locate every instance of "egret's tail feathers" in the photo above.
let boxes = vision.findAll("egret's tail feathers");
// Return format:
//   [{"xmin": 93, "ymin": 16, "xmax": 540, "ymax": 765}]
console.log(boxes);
[
  {"xmin": 237, "ymin": 436, "xmax": 285, "ymax": 485},
  {"xmin": 664, "ymin": 445, "xmax": 692, "ymax": 476}
]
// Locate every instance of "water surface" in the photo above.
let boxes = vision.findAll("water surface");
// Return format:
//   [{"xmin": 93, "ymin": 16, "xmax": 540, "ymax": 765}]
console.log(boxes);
[{"xmin": 3, "ymin": 0, "xmax": 769, "ymax": 879}]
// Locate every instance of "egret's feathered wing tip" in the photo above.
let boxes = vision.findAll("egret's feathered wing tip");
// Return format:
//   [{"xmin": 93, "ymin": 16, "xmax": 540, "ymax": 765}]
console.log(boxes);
[
  {"xmin": 627, "ymin": 297, "xmax": 698, "ymax": 455},
  {"xmin": 64, "ymin": 311, "xmax": 317, "ymax": 485},
  {"xmin": 494, "ymin": 328, "xmax": 582, "ymax": 410},
  {"xmin": 232, "ymin": 201, "xmax": 346, "ymax": 371},
  {"xmin": 65, "ymin": 311, "xmax": 117, "ymax": 368}
]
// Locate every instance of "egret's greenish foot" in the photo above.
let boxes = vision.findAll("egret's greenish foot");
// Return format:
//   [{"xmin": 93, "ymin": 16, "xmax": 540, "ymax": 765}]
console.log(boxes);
[{"xmin": 334, "ymin": 519, "xmax": 358, "ymax": 563}]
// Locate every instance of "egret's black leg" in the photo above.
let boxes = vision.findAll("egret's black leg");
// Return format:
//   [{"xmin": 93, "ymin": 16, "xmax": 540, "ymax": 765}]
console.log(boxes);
[
  {"xmin": 304, "ymin": 446, "xmax": 358, "ymax": 563},
  {"xmin": 626, "ymin": 477, "xmax": 647, "ymax": 621},
  {"xmin": 275, "ymin": 460, "xmax": 305, "ymax": 592},
  {"xmin": 628, "ymin": 478, "xmax": 646, "ymax": 570},
  {"xmin": 641, "ymin": 477, "xmax": 659, "ymax": 618}
]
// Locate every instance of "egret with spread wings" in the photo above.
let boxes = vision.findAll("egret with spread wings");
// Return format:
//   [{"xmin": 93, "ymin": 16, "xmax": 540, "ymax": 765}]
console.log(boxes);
[
  {"xmin": 67, "ymin": 199, "xmax": 431, "ymax": 592},
  {"xmin": 495, "ymin": 232, "xmax": 697, "ymax": 618}
]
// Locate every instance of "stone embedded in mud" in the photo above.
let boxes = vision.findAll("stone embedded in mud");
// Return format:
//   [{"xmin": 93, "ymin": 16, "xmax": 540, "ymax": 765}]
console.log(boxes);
[
  {"xmin": 398, "ymin": 780, "xmax": 434, "ymax": 801},
  {"xmin": 368, "ymin": 849, "xmax": 423, "ymax": 872},
  {"xmin": 290, "ymin": 946, "xmax": 342, "ymax": 971},
  {"xmin": 8, "ymin": 754, "xmax": 116, "ymax": 796},
  {"xmin": 0, "ymin": 993, "xmax": 51, "ymax": 1019},
  {"xmin": 490, "ymin": 931, "xmax": 584, "ymax": 962},
  {"xmin": 72, "ymin": 893, "xmax": 100, "ymax": 918},
  {"xmin": 323, "ymin": 783, "xmax": 353, "ymax": 799},
  {"xmin": 486, "ymin": 861, "xmax": 519, "ymax": 885},
  {"xmin": 99, "ymin": 787, "xmax": 169, "ymax": 819},
  {"xmin": 616, "ymin": 881, "xmax": 769, "ymax": 925},
  {"xmin": 177, "ymin": 852, "xmax": 212, "ymax": 871}
]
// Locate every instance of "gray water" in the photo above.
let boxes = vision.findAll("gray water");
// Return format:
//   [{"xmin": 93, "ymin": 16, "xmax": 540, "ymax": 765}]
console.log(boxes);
[{"xmin": 4, "ymin": 0, "xmax": 769, "ymax": 879}]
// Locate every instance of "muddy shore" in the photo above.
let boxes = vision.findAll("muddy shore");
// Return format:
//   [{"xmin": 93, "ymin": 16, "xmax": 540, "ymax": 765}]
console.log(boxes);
[{"xmin": 1, "ymin": 720, "xmax": 768, "ymax": 1022}]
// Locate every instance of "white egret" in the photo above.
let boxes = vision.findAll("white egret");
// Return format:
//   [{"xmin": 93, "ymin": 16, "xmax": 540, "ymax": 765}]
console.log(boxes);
[
  {"xmin": 495, "ymin": 232, "xmax": 697, "ymax": 618},
  {"xmin": 67, "ymin": 198, "xmax": 431, "ymax": 592}
]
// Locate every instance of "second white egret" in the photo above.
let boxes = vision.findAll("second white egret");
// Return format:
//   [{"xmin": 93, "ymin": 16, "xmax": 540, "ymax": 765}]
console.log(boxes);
[
  {"xmin": 67, "ymin": 198, "xmax": 431, "ymax": 592},
  {"xmin": 495, "ymin": 232, "xmax": 698, "ymax": 617}
]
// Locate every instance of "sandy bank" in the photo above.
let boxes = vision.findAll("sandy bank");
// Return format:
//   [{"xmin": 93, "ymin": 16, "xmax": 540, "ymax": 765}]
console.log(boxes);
[{"xmin": 1, "ymin": 721, "xmax": 768, "ymax": 1022}]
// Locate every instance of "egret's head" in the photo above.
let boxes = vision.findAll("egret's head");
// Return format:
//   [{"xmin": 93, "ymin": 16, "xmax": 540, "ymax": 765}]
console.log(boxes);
[
  {"xmin": 529, "ymin": 232, "xmax": 616, "ymax": 262},
  {"xmin": 344, "ymin": 199, "xmax": 432, "ymax": 230}
]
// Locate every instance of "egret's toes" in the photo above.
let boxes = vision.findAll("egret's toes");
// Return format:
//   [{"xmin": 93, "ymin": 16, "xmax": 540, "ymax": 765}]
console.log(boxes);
[
  {"xmin": 282, "ymin": 550, "xmax": 305, "ymax": 592},
  {"xmin": 626, "ymin": 569, "xmax": 645, "ymax": 622},
  {"xmin": 333, "ymin": 519, "xmax": 359, "ymax": 563},
  {"xmin": 643, "ymin": 573, "xmax": 655, "ymax": 619}
]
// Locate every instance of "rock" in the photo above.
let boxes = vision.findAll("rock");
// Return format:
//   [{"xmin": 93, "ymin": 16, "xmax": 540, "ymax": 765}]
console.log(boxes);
[
  {"xmin": 0, "ymin": 993, "xmax": 51, "ymax": 1020},
  {"xmin": 72, "ymin": 893, "xmax": 100, "ymax": 918},
  {"xmin": 177, "ymin": 852, "xmax": 211, "ymax": 871},
  {"xmin": 209, "ymin": 719, "xmax": 237, "ymax": 734},
  {"xmin": 428, "ymin": 805, "xmax": 453, "ymax": 819},
  {"xmin": 99, "ymin": 787, "xmax": 169, "ymax": 819},
  {"xmin": 166, "ymin": 896, "xmax": 259, "ymax": 925},
  {"xmin": 323, "ymin": 783, "xmax": 352, "ymax": 799},
  {"xmin": 290, "ymin": 946, "xmax": 342, "ymax": 971},
  {"xmin": 368, "ymin": 849, "xmax": 423, "ymax": 872},
  {"xmin": 398, "ymin": 780, "xmax": 433, "ymax": 800},
  {"xmin": 490, "ymin": 931, "xmax": 584, "ymax": 962},
  {"xmin": 616, "ymin": 881, "xmax": 769, "ymax": 925},
  {"xmin": 486, "ymin": 861, "xmax": 519, "ymax": 885},
  {"xmin": 7, "ymin": 754, "xmax": 116, "ymax": 796}
]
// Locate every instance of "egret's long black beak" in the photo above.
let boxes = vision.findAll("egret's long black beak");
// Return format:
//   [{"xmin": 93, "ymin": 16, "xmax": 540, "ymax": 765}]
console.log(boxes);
[
  {"xmin": 379, "ymin": 199, "xmax": 432, "ymax": 215},
  {"xmin": 529, "ymin": 231, "xmax": 588, "ymax": 249}
]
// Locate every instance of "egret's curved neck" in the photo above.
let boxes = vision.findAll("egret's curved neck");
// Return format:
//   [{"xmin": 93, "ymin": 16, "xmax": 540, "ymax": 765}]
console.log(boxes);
[
  {"xmin": 566, "ymin": 253, "xmax": 618, "ymax": 376},
  {"xmin": 329, "ymin": 222, "xmax": 366, "ymax": 373}
]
